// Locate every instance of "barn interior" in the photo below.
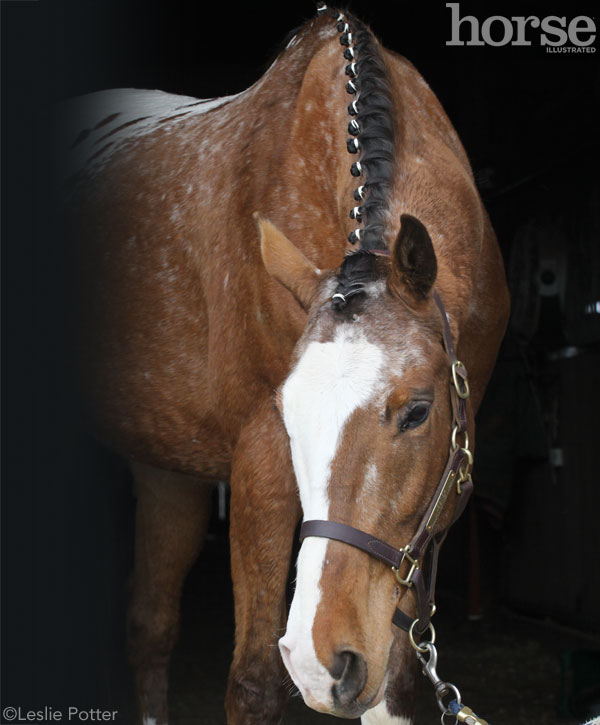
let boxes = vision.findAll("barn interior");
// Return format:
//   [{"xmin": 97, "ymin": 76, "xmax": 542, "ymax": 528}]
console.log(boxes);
[{"xmin": 2, "ymin": 0, "xmax": 599, "ymax": 723}]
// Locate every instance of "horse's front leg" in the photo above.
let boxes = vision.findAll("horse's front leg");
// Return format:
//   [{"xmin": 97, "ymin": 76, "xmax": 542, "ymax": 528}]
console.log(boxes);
[
  {"xmin": 361, "ymin": 626, "xmax": 419, "ymax": 725},
  {"xmin": 127, "ymin": 461, "xmax": 213, "ymax": 725},
  {"xmin": 226, "ymin": 400, "xmax": 300, "ymax": 725}
]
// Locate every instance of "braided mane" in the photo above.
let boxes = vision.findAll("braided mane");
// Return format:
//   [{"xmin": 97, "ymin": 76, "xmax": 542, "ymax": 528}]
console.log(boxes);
[
  {"xmin": 342, "ymin": 13, "xmax": 396, "ymax": 252},
  {"xmin": 316, "ymin": 5, "xmax": 397, "ymax": 307}
]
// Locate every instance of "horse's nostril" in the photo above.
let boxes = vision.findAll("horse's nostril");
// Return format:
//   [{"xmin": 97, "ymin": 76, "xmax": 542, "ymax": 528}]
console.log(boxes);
[{"xmin": 330, "ymin": 649, "xmax": 368, "ymax": 706}]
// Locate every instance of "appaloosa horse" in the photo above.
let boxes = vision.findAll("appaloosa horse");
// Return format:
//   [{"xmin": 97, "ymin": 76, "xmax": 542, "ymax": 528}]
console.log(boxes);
[{"xmin": 62, "ymin": 5, "xmax": 509, "ymax": 724}]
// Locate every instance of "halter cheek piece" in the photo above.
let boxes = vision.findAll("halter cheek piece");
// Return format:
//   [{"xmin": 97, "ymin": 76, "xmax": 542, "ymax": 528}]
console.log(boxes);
[{"xmin": 300, "ymin": 289, "xmax": 474, "ymax": 638}]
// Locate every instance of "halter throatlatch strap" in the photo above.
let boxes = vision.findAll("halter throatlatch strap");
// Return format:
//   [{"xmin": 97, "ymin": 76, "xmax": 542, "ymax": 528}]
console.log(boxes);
[{"xmin": 300, "ymin": 291, "xmax": 474, "ymax": 636}]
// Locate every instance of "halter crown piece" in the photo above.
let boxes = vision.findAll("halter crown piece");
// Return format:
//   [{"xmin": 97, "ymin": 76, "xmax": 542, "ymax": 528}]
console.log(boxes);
[{"xmin": 317, "ymin": 2, "xmax": 366, "ymax": 247}]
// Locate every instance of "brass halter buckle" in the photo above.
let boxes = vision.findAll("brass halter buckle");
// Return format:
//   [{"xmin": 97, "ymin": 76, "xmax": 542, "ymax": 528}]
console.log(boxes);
[
  {"xmin": 391, "ymin": 546, "xmax": 419, "ymax": 587},
  {"xmin": 451, "ymin": 360, "xmax": 470, "ymax": 399},
  {"xmin": 456, "ymin": 453, "xmax": 473, "ymax": 495},
  {"xmin": 451, "ymin": 423, "xmax": 473, "ymax": 496}
]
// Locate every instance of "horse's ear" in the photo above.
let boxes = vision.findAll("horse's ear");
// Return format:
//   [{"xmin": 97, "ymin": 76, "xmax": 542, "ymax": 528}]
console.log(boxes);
[
  {"xmin": 255, "ymin": 213, "xmax": 321, "ymax": 311},
  {"xmin": 389, "ymin": 214, "xmax": 437, "ymax": 301}
]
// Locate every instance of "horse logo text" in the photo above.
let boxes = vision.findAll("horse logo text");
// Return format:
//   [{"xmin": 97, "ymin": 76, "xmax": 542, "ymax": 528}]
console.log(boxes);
[{"xmin": 446, "ymin": 3, "xmax": 597, "ymax": 53}]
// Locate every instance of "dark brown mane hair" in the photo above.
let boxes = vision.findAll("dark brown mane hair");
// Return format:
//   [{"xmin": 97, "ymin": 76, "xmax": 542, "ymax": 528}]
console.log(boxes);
[
  {"xmin": 331, "ymin": 250, "xmax": 382, "ymax": 311},
  {"xmin": 320, "ymin": 8, "xmax": 397, "ymax": 308},
  {"xmin": 338, "ymin": 9, "xmax": 396, "ymax": 251}
]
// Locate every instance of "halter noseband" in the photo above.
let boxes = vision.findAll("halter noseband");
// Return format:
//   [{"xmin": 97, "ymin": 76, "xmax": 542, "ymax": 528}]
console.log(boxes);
[{"xmin": 299, "ymin": 290, "xmax": 474, "ymax": 639}]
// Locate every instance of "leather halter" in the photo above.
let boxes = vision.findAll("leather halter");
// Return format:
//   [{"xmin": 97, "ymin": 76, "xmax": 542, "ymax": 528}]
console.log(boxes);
[{"xmin": 299, "ymin": 290, "xmax": 473, "ymax": 637}]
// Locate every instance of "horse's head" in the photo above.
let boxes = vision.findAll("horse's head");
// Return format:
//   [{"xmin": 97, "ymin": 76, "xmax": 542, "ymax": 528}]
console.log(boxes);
[{"xmin": 257, "ymin": 213, "xmax": 462, "ymax": 717}]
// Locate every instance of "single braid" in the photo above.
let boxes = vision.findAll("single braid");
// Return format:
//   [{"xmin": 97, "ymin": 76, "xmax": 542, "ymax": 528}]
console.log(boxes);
[{"xmin": 317, "ymin": 3, "xmax": 396, "ymax": 253}]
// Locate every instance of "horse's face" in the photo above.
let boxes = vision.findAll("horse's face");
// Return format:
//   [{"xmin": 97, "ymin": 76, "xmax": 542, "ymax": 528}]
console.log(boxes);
[{"xmin": 258, "ymin": 214, "xmax": 453, "ymax": 718}]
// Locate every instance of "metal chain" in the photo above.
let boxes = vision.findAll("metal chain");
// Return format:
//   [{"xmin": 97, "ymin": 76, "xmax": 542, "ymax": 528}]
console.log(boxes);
[{"xmin": 450, "ymin": 359, "xmax": 473, "ymax": 494}]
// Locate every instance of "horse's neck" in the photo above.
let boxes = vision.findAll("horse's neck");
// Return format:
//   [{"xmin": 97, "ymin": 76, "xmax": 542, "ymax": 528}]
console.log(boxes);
[
  {"xmin": 246, "ymin": 24, "xmax": 358, "ymax": 270},
  {"xmin": 381, "ymin": 52, "xmax": 482, "ymax": 328},
  {"xmin": 230, "ymin": 18, "xmax": 483, "ymax": 330}
]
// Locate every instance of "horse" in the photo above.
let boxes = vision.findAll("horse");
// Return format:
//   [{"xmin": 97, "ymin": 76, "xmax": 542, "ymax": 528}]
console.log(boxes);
[{"xmin": 61, "ymin": 5, "xmax": 509, "ymax": 724}]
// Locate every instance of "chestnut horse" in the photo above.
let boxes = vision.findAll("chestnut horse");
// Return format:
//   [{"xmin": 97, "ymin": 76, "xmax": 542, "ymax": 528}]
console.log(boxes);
[{"xmin": 62, "ymin": 6, "xmax": 509, "ymax": 724}]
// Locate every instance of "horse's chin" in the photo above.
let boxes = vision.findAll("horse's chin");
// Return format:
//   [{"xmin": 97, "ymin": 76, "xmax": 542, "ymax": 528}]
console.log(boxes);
[
  {"xmin": 305, "ymin": 671, "xmax": 388, "ymax": 720},
  {"xmin": 367, "ymin": 672, "xmax": 388, "ymax": 709}
]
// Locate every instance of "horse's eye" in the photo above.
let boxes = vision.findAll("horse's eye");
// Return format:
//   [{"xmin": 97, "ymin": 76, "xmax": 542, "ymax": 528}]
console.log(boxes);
[{"xmin": 398, "ymin": 402, "xmax": 431, "ymax": 432}]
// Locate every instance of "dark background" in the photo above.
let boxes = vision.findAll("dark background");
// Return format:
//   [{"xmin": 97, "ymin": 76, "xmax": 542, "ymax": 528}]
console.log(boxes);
[{"xmin": 2, "ymin": 0, "xmax": 599, "ymax": 722}]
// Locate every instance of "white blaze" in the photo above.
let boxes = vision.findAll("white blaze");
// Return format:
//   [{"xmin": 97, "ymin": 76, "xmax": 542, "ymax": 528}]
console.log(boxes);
[{"xmin": 279, "ymin": 326, "xmax": 384, "ymax": 708}]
